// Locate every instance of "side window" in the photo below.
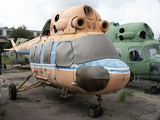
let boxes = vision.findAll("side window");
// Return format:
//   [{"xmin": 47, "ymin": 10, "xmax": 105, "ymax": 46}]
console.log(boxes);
[
  {"xmin": 129, "ymin": 48, "xmax": 143, "ymax": 61},
  {"xmin": 34, "ymin": 44, "xmax": 42, "ymax": 63},
  {"xmin": 30, "ymin": 46, "xmax": 37, "ymax": 62},
  {"xmin": 116, "ymin": 48, "xmax": 121, "ymax": 57},
  {"xmin": 43, "ymin": 42, "xmax": 53, "ymax": 64},
  {"xmin": 55, "ymin": 41, "xmax": 74, "ymax": 67}
]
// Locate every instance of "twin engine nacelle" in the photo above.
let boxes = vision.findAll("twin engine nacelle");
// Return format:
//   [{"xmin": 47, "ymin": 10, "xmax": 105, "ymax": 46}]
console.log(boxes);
[
  {"xmin": 50, "ymin": 5, "xmax": 109, "ymax": 35},
  {"xmin": 71, "ymin": 16, "xmax": 109, "ymax": 32}
]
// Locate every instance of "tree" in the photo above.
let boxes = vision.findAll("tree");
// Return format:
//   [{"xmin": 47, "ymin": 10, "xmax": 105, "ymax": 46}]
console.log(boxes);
[{"xmin": 3, "ymin": 25, "xmax": 35, "ymax": 49}]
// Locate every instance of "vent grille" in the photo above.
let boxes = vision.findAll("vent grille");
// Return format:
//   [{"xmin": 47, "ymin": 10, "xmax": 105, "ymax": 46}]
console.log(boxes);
[
  {"xmin": 92, "ymin": 22, "xmax": 96, "ymax": 29},
  {"xmin": 87, "ymin": 21, "xmax": 91, "ymax": 29},
  {"xmin": 84, "ymin": 6, "xmax": 93, "ymax": 17}
]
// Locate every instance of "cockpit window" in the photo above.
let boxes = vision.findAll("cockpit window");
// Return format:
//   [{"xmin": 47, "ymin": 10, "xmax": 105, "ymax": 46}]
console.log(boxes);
[
  {"xmin": 129, "ymin": 48, "xmax": 143, "ymax": 61},
  {"xmin": 72, "ymin": 34, "xmax": 120, "ymax": 64},
  {"xmin": 144, "ymin": 44, "xmax": 160, "ymax": 59},
  {"xmin": 41, "ymin": 19, "xmax": 51, "ymax": 36}
]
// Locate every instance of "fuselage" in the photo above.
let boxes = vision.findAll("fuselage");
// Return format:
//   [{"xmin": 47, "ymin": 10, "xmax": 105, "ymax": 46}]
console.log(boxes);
[{"xmin": 16, "ymin": 32, "xmax": 130, "ymax": 95}]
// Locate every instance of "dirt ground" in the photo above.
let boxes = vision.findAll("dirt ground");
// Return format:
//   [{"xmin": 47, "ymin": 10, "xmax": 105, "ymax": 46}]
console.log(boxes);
[{"xmin": 0, "ymin": 66, "xmax": 160, "ymax": 120}]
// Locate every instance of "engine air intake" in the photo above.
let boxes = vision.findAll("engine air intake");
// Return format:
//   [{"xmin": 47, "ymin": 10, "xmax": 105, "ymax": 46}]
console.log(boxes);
[
  {"xmin": 72, "ymin": 17, "xmax": 85, "ymax": 30},
  {"xmin": 99, "ymin": 20, "xmax": 109, "ymax": 32}
]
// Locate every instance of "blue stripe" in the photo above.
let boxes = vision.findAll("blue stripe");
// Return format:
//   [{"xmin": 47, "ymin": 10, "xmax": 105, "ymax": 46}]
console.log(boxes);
[{"xmin": 30, "ymin": 58, "xmax": 130, "ymax": 73}]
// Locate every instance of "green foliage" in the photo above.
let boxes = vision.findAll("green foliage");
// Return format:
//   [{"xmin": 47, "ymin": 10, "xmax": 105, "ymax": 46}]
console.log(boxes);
[
  {"xmin": 3, "ymin": 25, "xmax": 35, "ymax": 49},
  {"xmin": 1, "ymin": 83, "xmax": 8, "ymax": 87},
  {"xmin": 2, "ymin": 70, "xmax": 28, "ymax": 73},
  {"xmin": 0, "ymin": 107, "xmax": 7, "ymax": 115},
  {"xmin": 119, "ymin": 90, "xmax": 133, "ymax": 102},
  {"xmin": 1, "ymin": 56, "xmax": 12, "ymax": 65}
]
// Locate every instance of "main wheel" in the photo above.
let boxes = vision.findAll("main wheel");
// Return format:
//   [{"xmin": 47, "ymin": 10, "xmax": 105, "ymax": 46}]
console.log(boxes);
[
  {"xmin": 98, "ymin": 107, "xmax": 103, "ymax": 116},
  {"xmin": 150, "ymin": 86, "xmax": 159, "ymax": 94},
  {"xmin": 88, "ymin": 106, "xmax": 98, "ymax": 117},
  {"xmin": 9, "ymin": 84, "xmax": 17, "ymax": 100}
]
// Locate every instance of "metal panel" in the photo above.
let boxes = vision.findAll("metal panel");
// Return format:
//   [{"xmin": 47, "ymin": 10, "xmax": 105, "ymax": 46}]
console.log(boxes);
[
  {"xmin": 43, "ymin": 42, "xmax": 53, "ymax": 64},
  {"xmin": 34, "ymin": 44, "xmax": 42, "ymax": 63},
  {"xmin": 76, "ymin": 66, "xmax": 109, "ymax": 92},
  {"xmin": 55, "ymin": 41, "xmax": 74, "ymax": 67},
  {"xmin": 72, "ymin": 34, "xmax": 120, "ymax": 64},
  {"xmin": 30, "ymin": 46, "xmax": 36, "ymax": 62}
]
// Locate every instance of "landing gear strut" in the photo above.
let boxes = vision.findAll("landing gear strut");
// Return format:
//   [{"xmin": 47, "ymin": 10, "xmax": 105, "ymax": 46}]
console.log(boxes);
[
  {"xmin": 8, "ymin": 71, "xmax": 43, "ymax": 100},
  {"xmin": 88, "ymin": 95, "xmax": 103, "ymax": 117},
  {"xmin": 150, "ymin": 81, "xmax": 160, "ymax": 94}
]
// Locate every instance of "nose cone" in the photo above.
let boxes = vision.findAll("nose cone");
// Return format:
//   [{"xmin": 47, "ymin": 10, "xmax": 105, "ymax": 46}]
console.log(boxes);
[{"xmin": 76, "ymin": 66, "xmax": 109, "ymax": 92}]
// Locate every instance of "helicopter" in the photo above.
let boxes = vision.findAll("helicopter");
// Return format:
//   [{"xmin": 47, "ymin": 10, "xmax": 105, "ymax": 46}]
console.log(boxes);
[
  {"xmin": 106, "ymin": 22, "xmax": 160, "ymax": 94},
  {"xmin": 6, "ymin": 38, "xmax": 30, "ymax": 66},
  {"xmin": 5, "ymin": 5, "xmax": 130, "ymax": 117}
]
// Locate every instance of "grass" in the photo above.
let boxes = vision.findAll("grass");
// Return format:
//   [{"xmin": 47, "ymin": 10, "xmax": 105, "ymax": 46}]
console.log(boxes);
[
  {"xmin": 1, "ymin": 83, "xmax": 8, "ymax": 87},
  {"xmin": 1, "ymin": 56, "xmax": 12, "ymax": 65},
  {"xmin": 0, "ymin": 107, "xmax": 7, "ymax": 115},
  {"xmin": 104, "ymin": 107, "xmax": 107, "ymax": 110},
  {"xmin": 15, "ymin": 83, "xmax": 19, "ymax": 86},
  {"xmin": 119, "ymin": 90, "xmax": 133, "ymax": 102},
  {"xmin": 2, "ymin": 70, "xmax": 28, "ymax": 73}
]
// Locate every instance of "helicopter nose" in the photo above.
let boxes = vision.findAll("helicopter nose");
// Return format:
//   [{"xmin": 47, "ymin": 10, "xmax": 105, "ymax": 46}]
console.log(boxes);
[{"xmin": 76, "ymin": 66, "xmax": 110, "ymax": 92}]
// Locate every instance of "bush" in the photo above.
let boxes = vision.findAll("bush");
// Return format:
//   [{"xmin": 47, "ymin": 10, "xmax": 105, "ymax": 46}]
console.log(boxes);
[{"xmin": 119, "ymin": 90, "xmax": 133, "ymax": 102}]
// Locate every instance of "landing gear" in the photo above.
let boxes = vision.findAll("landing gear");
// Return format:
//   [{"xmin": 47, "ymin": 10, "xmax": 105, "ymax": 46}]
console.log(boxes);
[
  {"xmin": 88, "ymin": 95, "xmax": 103, "ymax": 117},
  {"xmin": 9, "ymin": 83, "xmax": 17, "ymax": 100},
  {"xmin": 60, "ymin": 87, "xmax": 76, "ymax": 98},
  {"xmin": 8, "ymin": 71, "xmax": 43, "ymax": 100},
  {"xmin": 150, "ymin": 81, "xmax": 160, "ymax": 94},
  {"xmin": 150, "ymin": 86, "xmax": 159, "ymax": 94}
]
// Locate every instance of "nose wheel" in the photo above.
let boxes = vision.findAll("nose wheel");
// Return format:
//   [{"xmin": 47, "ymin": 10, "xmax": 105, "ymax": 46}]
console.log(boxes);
[
  {"xmin": 150, "ymin": 81, "xmax": 160, "ymax": 94},
  {"xmin": 88, "ymin": 95, "xmax": 103, "ymax": 117}
]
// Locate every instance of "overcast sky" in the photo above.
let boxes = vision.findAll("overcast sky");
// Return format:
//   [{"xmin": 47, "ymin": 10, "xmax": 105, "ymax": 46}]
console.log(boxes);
[{"xmin": 0, "ymin": 0, "xmax": 160, "ymax": 39}]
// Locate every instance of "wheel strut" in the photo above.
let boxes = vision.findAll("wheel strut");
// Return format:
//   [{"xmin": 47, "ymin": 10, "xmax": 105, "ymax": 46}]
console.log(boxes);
[
  {"xmin": 97, "ymin": 95, "xmax": 103, "ymax": 110},
  {"xmin": 60, "ymin": 87, "xmax": 76, "ymax": 98},
  {"xmin": 9, "ymin": 71, "xmax": 43, "ymax": 100}
]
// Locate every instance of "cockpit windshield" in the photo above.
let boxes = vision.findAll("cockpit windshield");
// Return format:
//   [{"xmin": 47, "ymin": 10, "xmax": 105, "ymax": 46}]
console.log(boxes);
[
  {"xmin": 144, "ymin": 44, "xmax": 160, "ymax": 59},
  {"xmin": 72, "ymin": 34, "xmax": 120, "ymax": 64}
]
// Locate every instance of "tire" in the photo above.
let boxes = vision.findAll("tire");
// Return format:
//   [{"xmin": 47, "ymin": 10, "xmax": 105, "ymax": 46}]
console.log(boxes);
[
  {"xmin": 88, "ymin": 106, "xmax": 98, "ymax": 117},
  {"xmin": 9, "ymin": 84, "xmax": 17, "ymax": 100},
  {"xmin": 98, "ymin": 107, "xmax": 103, "ymax": 116},
  {"xmin": 150, "ymin": 86, "xmax": 159, "ymax": 94},
  {"xmin": 3, "ymin": 64, "xmax": 6, "ymax": 69},
  {"xmin": 95, "ymin": 105, "xmax": 104, "ymax": 116}
]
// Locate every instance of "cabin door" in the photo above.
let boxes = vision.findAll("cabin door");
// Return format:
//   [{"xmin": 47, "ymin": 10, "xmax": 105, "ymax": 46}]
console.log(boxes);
[
  {"xmin": 55, "ymin": 41, "xmax": 74, "ymax": 85},
  {"xmin": 128, "ymin": 48, "xmax": 149, "ymax": 75}
]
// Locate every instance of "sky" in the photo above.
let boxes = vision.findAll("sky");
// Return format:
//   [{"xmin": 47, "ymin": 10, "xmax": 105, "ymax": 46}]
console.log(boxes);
[{"xmin": 0, "ymin": 0, "xmax": 160, "ymax": 39}]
